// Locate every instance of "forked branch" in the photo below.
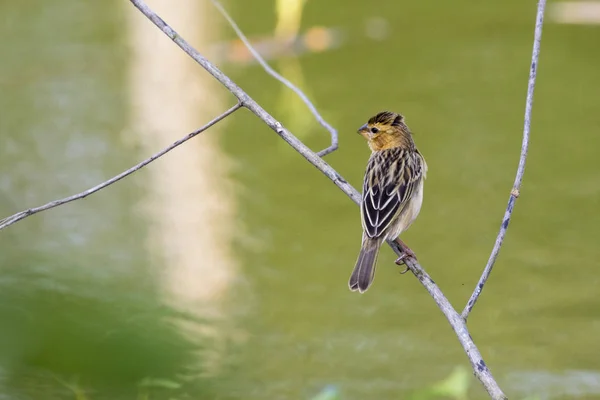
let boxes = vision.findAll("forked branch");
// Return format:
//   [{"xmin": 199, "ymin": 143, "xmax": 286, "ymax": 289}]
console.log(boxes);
[
  {"xmin": 209, "ymin": 0, "xmax": 338, "ymax": 157},
  {"xmin": 128, "ymin": 1, "xmax": 510, "ymax": 397},
  {"xmin": 0, "ymin": 1, "xmax": 548, "ymax": 399}
]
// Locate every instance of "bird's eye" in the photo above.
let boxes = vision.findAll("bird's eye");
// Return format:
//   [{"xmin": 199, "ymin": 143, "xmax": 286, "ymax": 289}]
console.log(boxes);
[{"xmin": 370, "ymin": 127, "xmax": 379, "ymax": 134}]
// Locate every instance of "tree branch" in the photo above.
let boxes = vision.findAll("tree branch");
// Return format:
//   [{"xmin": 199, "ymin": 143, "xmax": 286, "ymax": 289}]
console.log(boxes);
[
  {"xmin": 0, "ymin": 1, "xmax": 547, "ymax": 398},
  {"xmin": 208, "ymin": 0, "xmax": 338, "ymax": 157},
  {"xmin": 126, "ymin": 1, "xmax": 507, "ymax": 397},
  {"xmin": 461, "ymin": 0, "xmax": 546, "ymax": 321},
  {"xmin": 127, "ymin": 0, "xmax": 357, "ymax": 200},
  {"xmin": 0, "ymin": 103, "xmax": 241, "ymax": 231},
  {"xmin": 388, "ymin": 241, "xmax": 506, "ymax": 399}
]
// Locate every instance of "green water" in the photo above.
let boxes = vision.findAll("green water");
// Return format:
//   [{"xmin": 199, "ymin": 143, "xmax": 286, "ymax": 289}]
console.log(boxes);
[{"xmin": 1, "ymin": 0, "xmax": 600, "ymax": 399}]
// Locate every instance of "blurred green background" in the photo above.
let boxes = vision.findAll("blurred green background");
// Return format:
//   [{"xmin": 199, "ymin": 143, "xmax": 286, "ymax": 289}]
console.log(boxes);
[{"xmin": 1, "ymin": 0, "xmax": 599, "ymax": 399}]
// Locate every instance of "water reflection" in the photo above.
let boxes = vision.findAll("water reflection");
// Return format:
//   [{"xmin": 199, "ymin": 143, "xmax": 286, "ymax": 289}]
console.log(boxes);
[
  {"xmin": 126, "ymin": 0, "xmax": 239, "ymax": 376},
  {"xmin": 0, "ymin": 0, "xmax": 237, "ymax": 398}
]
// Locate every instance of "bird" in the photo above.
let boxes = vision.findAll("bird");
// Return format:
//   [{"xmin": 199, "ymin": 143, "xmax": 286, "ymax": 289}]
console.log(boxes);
[{"xmin": 348, "ymin": 111, "xmax": 427, "ymax": 293}]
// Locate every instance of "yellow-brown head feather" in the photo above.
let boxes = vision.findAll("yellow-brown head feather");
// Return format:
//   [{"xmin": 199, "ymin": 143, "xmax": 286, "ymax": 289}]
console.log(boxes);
[{"xmin": 358, "ymin": 111, "xmax": 415, "ymax": 152}]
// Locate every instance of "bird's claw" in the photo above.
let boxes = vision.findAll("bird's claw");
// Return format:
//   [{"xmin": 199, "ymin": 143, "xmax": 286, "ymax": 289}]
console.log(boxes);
[
  {"xmin": 395, "ymin": 248, "xmax": 416, "ymax": 274},
  {"xmin": 395, "ymin": 254, "xmax": 408, "ymax": 265},
  {"xmin": 395, "ymin": 254, "xmax": 411, "ymax": 274}
]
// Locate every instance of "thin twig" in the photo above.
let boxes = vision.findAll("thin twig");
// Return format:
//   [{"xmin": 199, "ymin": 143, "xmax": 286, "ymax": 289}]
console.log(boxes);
[
  {"xmin": 209, "ymin": 0, "xmax": 338, "ymax": 157},
  {"xmin": 0, "ymin": 103, "xmax": 242, "ymax": 231},
  {"xmin": 128, "ymin": 1, "xmax": 506, "ymax": 397},
  {"xmin": 461, "ymin": 0, "xmax": 546, "ymax": 321}
]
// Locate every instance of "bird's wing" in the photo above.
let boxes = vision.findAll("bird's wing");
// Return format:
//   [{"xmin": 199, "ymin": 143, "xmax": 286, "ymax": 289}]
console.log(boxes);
[{"xmin": 360, "ymin": 148, "xmax": 424, "ymax": 238}]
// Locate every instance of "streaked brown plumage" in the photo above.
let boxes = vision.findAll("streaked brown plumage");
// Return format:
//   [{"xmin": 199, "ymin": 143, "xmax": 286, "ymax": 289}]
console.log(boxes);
[{"xmin": 349, "ymin": 111, "xmax": 427, "ymax": 293}]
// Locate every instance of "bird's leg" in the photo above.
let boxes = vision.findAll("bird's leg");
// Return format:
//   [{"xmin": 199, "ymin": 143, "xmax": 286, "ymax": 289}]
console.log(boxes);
[
  {"xmin": 396, "ymin": 238, "xmax": 417, "ymax": 259},
  {"xmin": 394, "ymin": 238, "xmax": 417, "ymax": 274}
]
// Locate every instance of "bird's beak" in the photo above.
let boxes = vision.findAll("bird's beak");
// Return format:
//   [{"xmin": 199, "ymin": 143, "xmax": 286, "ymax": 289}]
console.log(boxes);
[{"xmin": 357, "ymin": 123, "xmax": 371, "ymax": 140}]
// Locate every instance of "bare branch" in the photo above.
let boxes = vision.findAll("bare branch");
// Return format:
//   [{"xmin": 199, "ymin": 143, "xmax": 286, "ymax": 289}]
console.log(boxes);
[
  {"xmin": 210, "ymin": 0, "xmax": 338, "ymax": 157},
  {"xmin": 128, "ymin": 0, "xmax": 506, "ymax": 397},
  {"xmin": 0, "ymin": 103, "xmax": 241, "ymax": 231},
  {"xmin": 0, "ymin": 0, "xmax": 546, "ymax": 397},
  {"xmin": 128, "ymin": 0, "xmax": 356, "ymax": 197},
  {"xmin": 462, "ymin": 0, "xmax": 546, "ymax": 321},
  {"xmin": 388, "ymin": 242, "xmax": 507, "ymax": 399}
]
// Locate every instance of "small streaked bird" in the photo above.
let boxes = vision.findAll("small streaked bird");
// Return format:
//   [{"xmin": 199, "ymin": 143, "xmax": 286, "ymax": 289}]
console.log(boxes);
[{"xmin": 349, "ymin": 111, "xmax": 427, "ymax": 293}]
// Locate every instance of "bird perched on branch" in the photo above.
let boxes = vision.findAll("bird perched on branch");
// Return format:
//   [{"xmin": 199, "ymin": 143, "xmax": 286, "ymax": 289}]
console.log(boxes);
[{"xmin": 349, "ymin": 111, "xmax": 427, "ymax": 293}]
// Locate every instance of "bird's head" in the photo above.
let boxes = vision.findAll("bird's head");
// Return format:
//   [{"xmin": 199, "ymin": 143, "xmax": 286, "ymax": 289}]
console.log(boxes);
[{"xmin": 357, "ymin": 111, "xmax": 414, "ymax": 152}]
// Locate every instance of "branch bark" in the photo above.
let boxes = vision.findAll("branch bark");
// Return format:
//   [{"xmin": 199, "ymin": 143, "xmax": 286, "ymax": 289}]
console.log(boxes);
[{"xmin": 462, "ymin": 0, "xmax": 546, "ymax": 321}]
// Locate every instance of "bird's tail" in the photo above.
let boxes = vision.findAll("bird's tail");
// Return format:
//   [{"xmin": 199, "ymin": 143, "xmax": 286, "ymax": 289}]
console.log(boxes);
[{"xmin": 348, "ymin": 237, "xmax": 383, "ymax": 293}]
